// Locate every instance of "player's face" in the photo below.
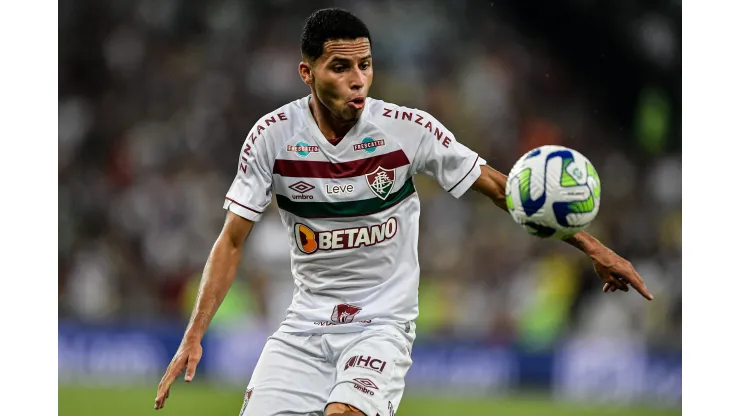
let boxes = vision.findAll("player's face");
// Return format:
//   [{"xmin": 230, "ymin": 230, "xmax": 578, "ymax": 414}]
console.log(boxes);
[{"xmin": 302, "ymin": 38, "xmax": 373, "ymax": 122}]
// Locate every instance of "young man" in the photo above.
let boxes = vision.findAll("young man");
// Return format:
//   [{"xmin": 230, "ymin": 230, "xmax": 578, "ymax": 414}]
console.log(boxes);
[{"xmin": 155, "ymin": 8, "xmax": 652, "ymax": 416}]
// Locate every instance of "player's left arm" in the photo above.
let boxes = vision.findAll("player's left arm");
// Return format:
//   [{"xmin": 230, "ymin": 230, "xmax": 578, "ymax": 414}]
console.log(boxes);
[
  {"xmin": 471, "ymin": 165, "xmax": 653, "ymax": 300},
  {"xmin": 406, "ymin": 108, "xmax": 651, "ymax": 300}
]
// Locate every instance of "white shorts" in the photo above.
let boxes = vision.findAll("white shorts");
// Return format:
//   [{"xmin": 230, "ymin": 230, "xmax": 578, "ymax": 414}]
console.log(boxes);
[{"xmin": 238, "ymin": 324, "xmax": 414, "ymax": 416}]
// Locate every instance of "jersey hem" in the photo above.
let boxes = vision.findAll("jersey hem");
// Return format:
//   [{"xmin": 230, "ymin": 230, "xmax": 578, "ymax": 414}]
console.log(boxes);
[
  {"xmin": 447, "ymin": 156, "xmax": 486, "ymax": 198},
  {"xmin": 223, "ymin": 198, "xmax": 263, "ymax": 221},
  {"xmin": 277, "ymin": 319, "xmax": 411, "ymax": 335}
]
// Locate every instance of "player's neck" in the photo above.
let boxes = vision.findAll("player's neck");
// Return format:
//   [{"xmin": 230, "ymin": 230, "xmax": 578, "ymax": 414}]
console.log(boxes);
[{"xmin": 308, "ymin": 95, "xmax": 358, "ymax": 143}]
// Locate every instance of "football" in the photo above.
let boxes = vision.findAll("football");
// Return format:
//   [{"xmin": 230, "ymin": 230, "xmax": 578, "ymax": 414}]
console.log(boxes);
[{"xmin": 505, "ymin": 145, "xmax": 601, "ymax": 239}]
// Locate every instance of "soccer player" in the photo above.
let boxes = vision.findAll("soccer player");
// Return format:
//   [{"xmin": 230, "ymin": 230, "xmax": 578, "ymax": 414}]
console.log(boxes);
[{"xmin": 155, "ymin": 8, "xmax": 652, "ymax": 416}]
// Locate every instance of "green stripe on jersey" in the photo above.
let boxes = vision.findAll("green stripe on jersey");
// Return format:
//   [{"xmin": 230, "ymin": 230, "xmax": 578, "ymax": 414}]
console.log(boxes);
[{"xmin": 276, "ymin": 178, "xmax": 416, "ymax": 218}]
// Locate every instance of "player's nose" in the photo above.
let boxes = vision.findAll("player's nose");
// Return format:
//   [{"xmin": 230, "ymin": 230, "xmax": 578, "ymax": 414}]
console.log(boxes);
[{"xmin": 349, "ymin": 68, "xmax": 364, "ymax": 91}]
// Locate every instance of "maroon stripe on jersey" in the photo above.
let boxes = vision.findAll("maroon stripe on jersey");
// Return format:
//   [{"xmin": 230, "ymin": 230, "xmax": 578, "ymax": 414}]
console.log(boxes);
[
  {"xmin": 225, "ymin": 197, "xmax": 263, "ymax": 214},
  {"xmin": 273, "ymin": 149, "xmax": 410, "ymax": 178},
  {"xmin": 447, "ymin": 156, "xmax": 480, "ymax": 194}
]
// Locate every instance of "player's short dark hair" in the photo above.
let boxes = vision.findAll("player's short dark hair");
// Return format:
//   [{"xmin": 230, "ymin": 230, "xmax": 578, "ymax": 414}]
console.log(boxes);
[{"xmin": 301, "ymin": 8, "xmax": 372, "ymax": 62}]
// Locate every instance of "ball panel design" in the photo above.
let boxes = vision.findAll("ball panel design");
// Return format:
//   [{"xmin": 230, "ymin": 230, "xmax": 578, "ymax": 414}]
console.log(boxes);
[{"xmin": 505, "ymin": 145, "xmax": 601, "ymax": 240}]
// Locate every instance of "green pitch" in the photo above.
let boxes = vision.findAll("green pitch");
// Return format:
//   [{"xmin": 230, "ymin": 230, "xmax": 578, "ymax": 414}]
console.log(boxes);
[{"xmin": 58, "ymin": 384, "xmax": 680, "ymax": 416}]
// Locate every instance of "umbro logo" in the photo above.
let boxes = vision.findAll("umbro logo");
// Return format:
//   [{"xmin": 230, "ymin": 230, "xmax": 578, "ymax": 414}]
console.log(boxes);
[
  {"xmin": 289, "ymin": 181, "xmax": 315, "ymax": 194},
  {"xmin": 351, "ymin": 377, "xmax": 379, "ymax": 396},
  {"xmin": 353, "ymin": 378, "xmax": 378, "ymax": 389},
  {"xmin": 288, "ymin": 181, "xmax": 315, "ymax": 200}
]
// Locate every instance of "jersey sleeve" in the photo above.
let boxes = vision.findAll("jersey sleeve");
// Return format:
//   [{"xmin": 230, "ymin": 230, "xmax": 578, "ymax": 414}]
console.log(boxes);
[
  {"xmin": 411, "ymin": 112, "xmax": 487, "ymax": 198},
  {"xmin": 223, "ymin": 123, "xmax": 275, "ymax": 222}
]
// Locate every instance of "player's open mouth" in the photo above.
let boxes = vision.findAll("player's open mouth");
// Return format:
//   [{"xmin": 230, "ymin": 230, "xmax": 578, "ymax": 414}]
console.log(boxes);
[{"xmin": 348, "ymin": 97, "xmax": 365, "ymax": 109}]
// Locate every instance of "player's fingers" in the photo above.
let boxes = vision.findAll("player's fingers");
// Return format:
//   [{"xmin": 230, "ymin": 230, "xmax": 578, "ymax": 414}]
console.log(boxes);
[
  {"xmin": 155, "ymin": 357, "xmax": 184, "ymax": 408},
  {"xmin": 613, "ymin": 275, "xmax": 629, "ymax": 292},
  {"xmin": 607, "ymin": 274, "xmax": 628, "ymax": 291},
  {"xmin": 155, "ymin": 387, "xmax": 170, "ymax": 409},
  {"xmin": 158, "ymin": 367, "xmax": 178, "ymax": 391},
  {"xmin": 603, "ymin": 282, "xmax": 622, "ymax": 293},
  {"xmin": 154, "ymin": 387, "xmax": 166, "ymax": 409},
  {"xmin": 633, "ymin": 281, "xmax": 653, "ymax": 300},
  {"xmin": 185, "ymin": 354, "xmax": 201, "ymax": 382},
  {"xmin": 617, "ymin": 263, "xmax": 653, "ymax": 300},
  {"xmin": 596, "ymin": 264, "xmax": 627, "ymax": 292},
  {"xmin": 633, "ymin": 277, "xmax": 653, "ymax": 300},
  {"xmin": 155, "ymin": 374, "xmax": 172, "ymax": 409}
]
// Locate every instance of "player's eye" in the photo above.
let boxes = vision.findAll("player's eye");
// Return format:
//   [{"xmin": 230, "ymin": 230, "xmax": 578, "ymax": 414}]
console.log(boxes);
[
  {"xmin": 333, "ymin": 65, "xmax": 347, "ymax": 72},
  {"xmin": 360, "ymin": 62, "xmax": 371, "ymax": 70}
]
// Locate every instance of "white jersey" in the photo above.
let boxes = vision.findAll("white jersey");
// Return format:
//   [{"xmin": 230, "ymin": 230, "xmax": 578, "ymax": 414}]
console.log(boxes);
[{"xmin": 224, "ymin": 96, "xmax": 486, "ymax": 334}]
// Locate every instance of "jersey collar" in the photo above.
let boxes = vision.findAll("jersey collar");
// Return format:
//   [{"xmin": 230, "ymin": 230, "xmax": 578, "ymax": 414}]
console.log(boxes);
[{"xmin": 302, "ymin": 95, "xmax": 368, "ymax": 158}]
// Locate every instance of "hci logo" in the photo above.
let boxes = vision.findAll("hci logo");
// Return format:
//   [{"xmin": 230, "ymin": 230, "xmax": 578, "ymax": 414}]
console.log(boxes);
[{"xmin": 344, "ymin": 355, "xmax": 387, "ymax": 374}]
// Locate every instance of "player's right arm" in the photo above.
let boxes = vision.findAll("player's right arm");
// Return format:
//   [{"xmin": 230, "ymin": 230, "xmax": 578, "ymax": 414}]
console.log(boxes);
[
  {"xmin": 183, "ymin": 212, "xmax": 255, "ymax": 343},
  {"xmin": 155, "ymin": 117, "xmax": 277, "ymax": 410},
  {"xmin": 154, "ymin": 212, "xmax": 254, "ymax": 409}
]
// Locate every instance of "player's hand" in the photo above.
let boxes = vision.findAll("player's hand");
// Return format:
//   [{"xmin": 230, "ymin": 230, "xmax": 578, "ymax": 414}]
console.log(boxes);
[
  {"xmin": 154, "ymin": 339, "xmax": 203, "ymax": 410},
  {"xmin": 590, "ymin": 247, "xmax": 653, "ymax": 301}
]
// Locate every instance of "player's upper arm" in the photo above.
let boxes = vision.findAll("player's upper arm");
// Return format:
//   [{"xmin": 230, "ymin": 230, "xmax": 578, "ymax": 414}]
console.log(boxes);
[
  {"xmin": 220, "ymin": 211, "xmax": 256, "ymax": 248},
  {"xmin": 471, "ymin": 164, "xmax": 508, "ymax": 201},
  {"xmin": 223, "ymin": 118, "xmax": 278, "ymax": 222},
  {"xmin": 408, "ymin": 110, "xmax": 487, "ymax": 198}
]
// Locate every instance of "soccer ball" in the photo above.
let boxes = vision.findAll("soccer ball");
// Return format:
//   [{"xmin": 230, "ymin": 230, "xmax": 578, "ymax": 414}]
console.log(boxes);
[{"xmin": 505, "ymin": 145, "xmax": 601, "ymax": 239}]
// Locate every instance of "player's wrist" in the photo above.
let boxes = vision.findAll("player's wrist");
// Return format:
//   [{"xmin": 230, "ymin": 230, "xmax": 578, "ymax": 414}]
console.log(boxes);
[
  {"xmin": 566, "ymin": 231, "xmax": 602, "ymax": 258},
  {"xmin": 182, "ymin": 335, "xmax": 203, "ymax": 346},
  {"xmin": 183, "ymin": 327, "xmax": 205, "ymax": 344}
]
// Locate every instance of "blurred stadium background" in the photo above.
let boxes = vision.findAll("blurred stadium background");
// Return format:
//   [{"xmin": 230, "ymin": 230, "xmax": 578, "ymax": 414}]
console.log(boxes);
[{"xmin": 58, "ymin": 0, "xmax": 681, "ymax": 414}]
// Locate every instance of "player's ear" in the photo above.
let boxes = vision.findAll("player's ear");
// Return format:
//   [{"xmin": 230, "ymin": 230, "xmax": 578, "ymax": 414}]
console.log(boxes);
[{"xmin": 298, "ymin": 60, "xmax": 313, "ymax": 86}]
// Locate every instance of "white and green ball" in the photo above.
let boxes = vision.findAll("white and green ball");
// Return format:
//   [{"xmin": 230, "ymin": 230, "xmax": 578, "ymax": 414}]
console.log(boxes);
[{"xmin": 505, "ymin": 145, "xmax": 601, "ymax": 239}]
